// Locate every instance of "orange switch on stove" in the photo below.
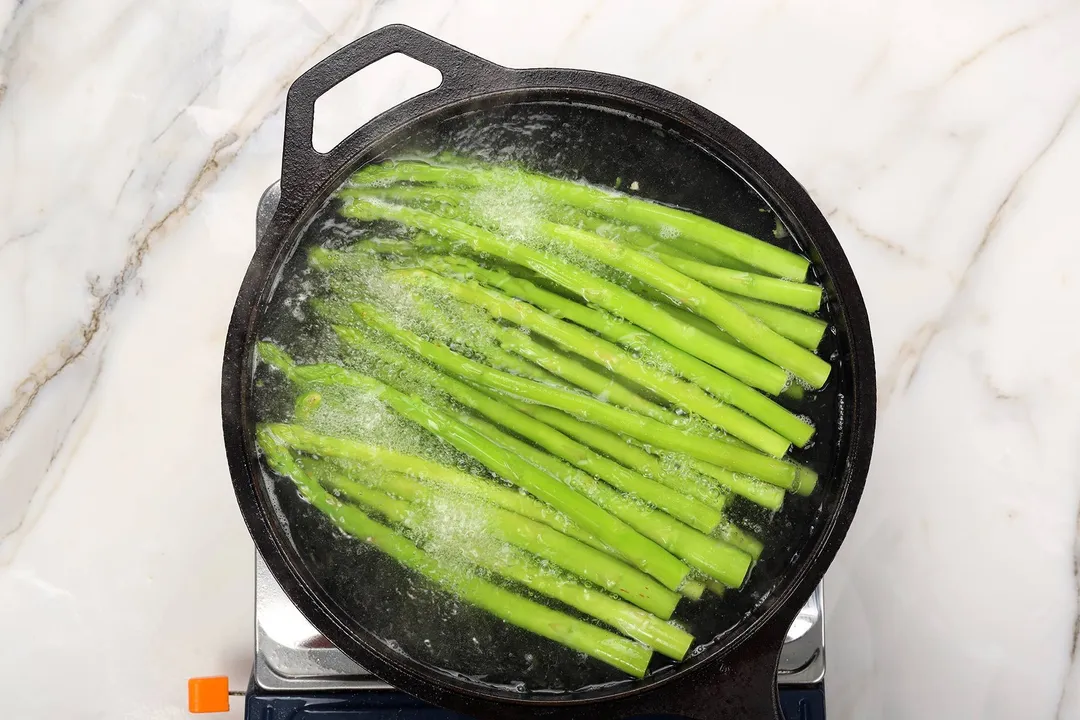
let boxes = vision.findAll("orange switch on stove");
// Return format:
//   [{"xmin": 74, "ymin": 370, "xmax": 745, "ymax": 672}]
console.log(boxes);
[{"xmin": 188, "ymin": 676, "xmax": 230, "ymax": 713}]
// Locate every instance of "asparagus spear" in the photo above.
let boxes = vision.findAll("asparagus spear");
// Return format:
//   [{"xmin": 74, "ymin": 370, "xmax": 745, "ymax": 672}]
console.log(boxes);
[
  {"xmin": 714, "ymin": 518, "xmax": 764, "ymax": 561},
  {"xmin": 476, "ymin": 341, "xmax": 569, "ymax": 387},
  {"xmin": 508, "ymin": 403, "xmax": 728, "ymax": 511},
  {"xmin": 338, "ymin": 199, "xmax": 791, "ymax": 395},
  {"xmin": 293, "ymin": 390, "xmax": 323, "ymax": 423},
  {"xmin": 334, "ymin": 323, "xmax": 723, "ymax": 534},
  {"xmin": 257, "ymin": 411, "xmax": 600, "ymax": 547},
  {"xmin": 430, "ymin": 256, "xmax": 815, "ymax": 448},
  {"xmin": 314, "ymin": 250, "xmax": 670, "ymax": 415},
  {"xmin": 540, "ymin": 200, "xmax": 757, "ymax": 272},
  {"xmin": 452, "ymin": 403, "xmax": 752, "ymax": 589},
  {"xmin": 687, "ymin": 457, "xmax": 793, "ymax": 507},
  {"xmin": 258, "ymin": 344, "xmax": 691, "ymax": 591},
  {"xmin": 344, "ymin": 160, "xmax": 810, "ymax": 281},
  {"xmin": 321, "ymin": 234, "xmax": 823, "ymax": 352},
  {"xmin": 333, "ymin": 480, "xmax": 693, "ymax": 660},
  {"xmin": 513, "ymin": 403, "xmax": 788, "ymax": 511},
  {"xmin": 255, "ymin": 427, "xmax": 652, "ymax": 677},
  {"xmin": 531, "ymin": 220, "xmax": 831, "ymax": 389},
  {"xmin": 607, "ymin": 257, "xmax": 827, "ymax": 353},
  {"xmin": 303, "ymin": 456, "xmax": 681, "ymax": 619},
  {"xmin": 346, "ymin": 184, "xmax": 755, "ymax": 273},
  {"xmin": 486, "ymin": 322, "xmax": 681, "ymax": 424},
  {"xmin": 269, "ymin": 338, "xmax": 750, "ymax": 587},
  {"xmin": 511, "ymin": 402, "xmax": 765, "ymax": 557},
  {"xmin": 470, "ymin": 543, "xmax": 694, "ymax": 660},
  {"xmin": 346, "ymin": 300, "xmax": 808, "ymax": 488},
  {"xmin": 342, "ymin": 185, "xmax": 825, "ymax": 359},
  {"xmin": 357, "ymin": 185, "xmax": 820, "ymax": 312},
  {"xmin": 648, "ymin": 252, "xmax": 821, "ymax": 312},
  {"xmin": 390, "ymin": 267, "xmax": 790, "ymax": 457},
  {"xmin": 720, "ymin": 294, "xmax": 828, "ymax": 350}
]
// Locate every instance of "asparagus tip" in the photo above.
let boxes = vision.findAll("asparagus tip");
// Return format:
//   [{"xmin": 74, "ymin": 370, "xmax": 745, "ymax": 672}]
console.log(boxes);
[
  {"xmin": 257, "ymin": 342, "xmax": 298, "ymax": 379},
  {"xmin": 294, "ymin": 391, "xmax": 323, "ymax": 422},
  {"xmin": 307, "ymin": 246, "xmax": 334, "ymax": 270}
]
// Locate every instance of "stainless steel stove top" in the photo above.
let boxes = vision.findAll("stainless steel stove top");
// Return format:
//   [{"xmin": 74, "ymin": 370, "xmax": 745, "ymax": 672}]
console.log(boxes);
[
  {"xmin": 251, "ymin": 181, "xmax": 824, "ymax": 696},
  {"xmin": 253, "ymin": 553, "xmax": 825, "ymax": 693}
]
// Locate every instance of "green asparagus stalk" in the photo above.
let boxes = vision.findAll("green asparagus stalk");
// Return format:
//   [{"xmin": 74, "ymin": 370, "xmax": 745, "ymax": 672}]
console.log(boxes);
[
  {"xmin": 540, "ymin": 200, "xmax": 757, "ymax": 272},
  {"xmin": 431, "ymin": 257, "xmax": 815, "ymax": 448},
  {"xmin": 650, "ymin": 253, "xmax": 821, "ymax": 312},
  {"xmin": 276, "ymin": 416, "xmax": 604, "ymax": 554},
  {"xmin": 487, "ymin": 322, "xmax": 681, "ymax": 424},
  {"xmin": 344, "ymin": 160, "xmax": 810, "ymax": 281},
  {"xmin": 368, "ymin": 186, "xmax": 818, "ymax": 311},
  {"xmin": 473, "ymin": 544, "xmax": 693, "ymax": 660},
  {"xmin": 688, "ymin": 457, "xmax": 792, "ymax": 508},
  {"xmin": 720, "ymin": 294, "xmax": 828, "ymax": 351},
  {"xmin": 509, "ymin": 403, "xmax": 728, "ymax": 512},
  {"xmin": 453, "ymin": 408, "xmax": 752, "ymax": 589},
  {"xmin": 309, "ymin": 238, "xmax": 442, "ymax": 266},
  {"xmin": 507, "ymin": 404, "xmax": 763, "ymax": 554},
  {"xmin": 342, "ymin": 184, "xmax": 823, "ymax": 355},
  {"xmin": 477, "ymin": 341, "xmax": 570, "ymax": 387},
  {"xmin": 333, "ymin": 323, "xmax": 723, "ymax": 534},
  {"xmin": 713, "ymin": 518, "xmax": 764, "ymax": 561},
  {"xmin": 645, "ymin": 283, "xmax": 826, "ymax": 353},
  {"xmin": 345, "ymin": 301, "xmax": 807, "ymax": 488},
  {"xmin": 347, "ymin": 183, "xmax": 756, "ymax": 273},
  {"xmin": 322, "ymin": 231, "xmax": 823, "ymax": 352},
  {"xmin": 390, "ymin": 267, "xmax": 790, "ymax": 457},
  {"xmin": 325, "ymin": 474, "xmax": 692, "ymax": 660},
  {"xmin": 339, "ymin": 199, "xmax": 791, "ymax": 395},
  {"xmin": 258, "ymin": 414, "xmax": 599, "ymax": 548},
  {"xmin": 512, "ymin": 403, "xmax": 786, "ymax": 512},
  {"xmin": 255, "ymin": 427, "xmax": 652, "ymax": 677},
  {"xmin": 305, "ymin": 457, "xmax": 681, "ymax": 619},
  {"xmin": 531, "ymin": 219, "xmax": 831, "ymax": 389},
  {"xmin": 257, "ymin": 344, "xmax": 691, "ymax": 591}
]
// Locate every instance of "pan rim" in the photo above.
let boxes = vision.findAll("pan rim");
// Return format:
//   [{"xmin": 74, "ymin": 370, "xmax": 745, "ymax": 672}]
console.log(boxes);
[{"xmin": 222, "ymin": 73, "xmax": 875, "ymax": 716}]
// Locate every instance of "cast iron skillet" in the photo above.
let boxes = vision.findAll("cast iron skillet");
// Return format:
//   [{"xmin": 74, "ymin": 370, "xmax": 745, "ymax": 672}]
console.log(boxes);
[{"xmin": 222, "ymin": 24, "xmax": 876, "ymax": 720}]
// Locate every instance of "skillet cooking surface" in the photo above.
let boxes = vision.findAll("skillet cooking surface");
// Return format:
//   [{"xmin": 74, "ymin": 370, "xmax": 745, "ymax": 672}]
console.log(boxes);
[{"xmin": 250, "ymin": 99, "xmax": 851, "ymax": 696}]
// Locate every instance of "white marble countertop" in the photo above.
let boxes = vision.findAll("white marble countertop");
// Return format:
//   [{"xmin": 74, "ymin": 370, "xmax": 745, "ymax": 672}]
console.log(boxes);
[{"xmin": 3, "ymin": 1, "xmax": 1079, "ymax": 718}]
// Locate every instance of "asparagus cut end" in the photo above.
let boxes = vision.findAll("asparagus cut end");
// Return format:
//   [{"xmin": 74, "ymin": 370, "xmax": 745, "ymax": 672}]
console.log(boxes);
[
  {"xmin": 713, "ymin": 519, "xmax": 764, "ymax": 561},
  {"xmin": 793, "ymin": 465, "xmax": 819, "ymax": 496},
  {"xmin": 706, "ymin": 580, "xmax": 727, "ymax": 598},
  {"xmin": 679, "ymin": 579, "xmax": 706, "ymax": 601}
]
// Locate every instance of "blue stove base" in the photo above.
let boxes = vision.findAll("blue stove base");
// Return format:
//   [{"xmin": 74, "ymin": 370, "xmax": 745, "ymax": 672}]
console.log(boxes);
[{"xmin": 244, "ymin": 685, "xmax": 825, "ymax": 720}]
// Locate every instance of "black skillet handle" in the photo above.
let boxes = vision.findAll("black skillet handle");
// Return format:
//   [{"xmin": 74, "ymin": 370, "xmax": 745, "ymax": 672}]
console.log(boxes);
[{"xmin": 280, "ymin": 24, "xmax": 511, "ymax": 207}]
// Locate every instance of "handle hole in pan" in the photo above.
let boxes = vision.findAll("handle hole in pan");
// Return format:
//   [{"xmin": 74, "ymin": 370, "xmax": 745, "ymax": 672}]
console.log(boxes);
[{"xmin": 312, "ymin": 52, "xmax": 443, "ymax": 154}]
